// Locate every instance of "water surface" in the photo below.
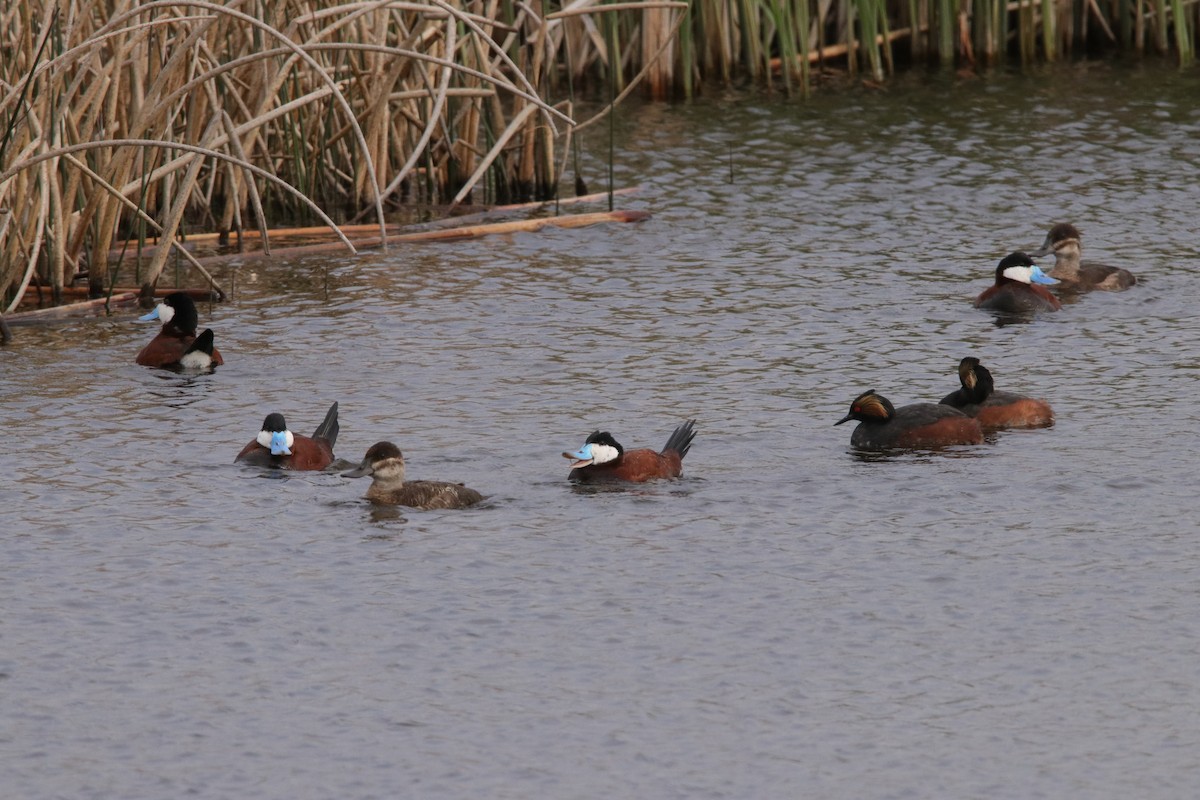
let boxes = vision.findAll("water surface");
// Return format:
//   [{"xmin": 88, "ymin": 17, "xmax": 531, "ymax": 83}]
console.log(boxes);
[{"xmin": 3, "ymin": 62, "xmax": 1200, "ymax": 799}]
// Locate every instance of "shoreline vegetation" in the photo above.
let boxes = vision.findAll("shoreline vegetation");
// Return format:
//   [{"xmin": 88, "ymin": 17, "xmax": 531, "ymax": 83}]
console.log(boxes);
[{"xmin": 0, "ymin": 1, "xmax": 1195, "ymax": 320}]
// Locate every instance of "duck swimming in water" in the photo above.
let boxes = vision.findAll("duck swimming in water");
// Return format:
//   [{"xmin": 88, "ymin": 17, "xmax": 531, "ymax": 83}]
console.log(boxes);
[
  {"xmin": 342, "ymin": 441, "xmax": 484, "ymax": 509},
  {"xmin": 235, "ymin": 402, "xmax": 339, "ymax": 470},
  {"xmin": 563, "ymin": 419, "xmax": 696, "ymax": 483},
  {"xmin": 974, "ymin": 252, "xmax": 1061, "ymax": 314},
  {"xmin": 1029, "ymin": 223, "xmax": 1136, "ymax": 292},
  {"xmin": 835, "ymin": 390, "xmax": 983, "ymax": 450},
  {"xmin": 136, "ymin": 292, "xmax": 224, "ymax": 368},
  {"xmin": 939, "ymin": 357, "xmax": 1054, "ymax": 430}
]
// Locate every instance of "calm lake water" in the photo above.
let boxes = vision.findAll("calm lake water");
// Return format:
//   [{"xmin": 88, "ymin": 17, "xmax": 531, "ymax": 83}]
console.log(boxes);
[{"xmin": 4, "ymin": 62, "xmax": 1200, "ymax": 799}]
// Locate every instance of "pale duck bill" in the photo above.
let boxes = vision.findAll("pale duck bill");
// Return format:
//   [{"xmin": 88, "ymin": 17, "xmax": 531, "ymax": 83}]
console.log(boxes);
[
  {"xmin": 138, "ymin": 302, "xmax": 174, "ymax": 323},
  {"xmin": 1028, "ymin": 265, "xmax": 1059, "ymax": 285},
  {"xmin": 270, "ymin": 430, "xmax": 293, "ymax": 456},
  {"xmin": 562, "ymin": 443, "xmax": 594, "ymax": 469}
]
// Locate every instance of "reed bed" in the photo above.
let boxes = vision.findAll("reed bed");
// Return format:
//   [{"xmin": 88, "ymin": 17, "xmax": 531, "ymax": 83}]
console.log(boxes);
[
  {"xmin": 1, "ymin": 0, "xmax": 1194, "ymax": 311},
  {"xmin": 683, "ymin": 0, "xmax": 1195, "ymax": 91},
  {"xmin": 0, "ymin": 0, "xmax": 685, "ymax": 309}
]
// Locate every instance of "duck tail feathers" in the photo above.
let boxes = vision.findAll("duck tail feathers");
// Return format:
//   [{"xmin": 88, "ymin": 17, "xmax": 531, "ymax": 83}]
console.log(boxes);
[
  {"xmin": 313, "ymin": 401, "xmax": 339, "ymax": 446},
  {"xmin": 184, "ymin": 328, "xmax": 214, "ymax": 356},
  {"xmin": 662, "ymin": 419, "xmax": 697, "ymax": 459}
]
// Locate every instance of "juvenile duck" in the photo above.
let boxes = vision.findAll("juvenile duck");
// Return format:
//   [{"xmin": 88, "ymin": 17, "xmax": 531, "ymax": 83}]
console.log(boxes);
[
  {"xmin": 563, "ymin": 419, "xmax": 696, "ymax": 483},
  {"xmin": 836, "ymin": 390, "xmax": 983, "ymax": 450},
  {"xmin": 939, "ymin": 357, "xmax": 1054, "ymax": 429},
  {"xmin": 974, "ymin": 252, "xmax": 1061, "ymax": 314},
  {"xmin": 342, "ymin": 441, "xmax": 484, "ymax": 509},
  {"xmin": 235, "ymin": 402, "xmax": 339, "ymax": 470},
  {"xmin": 1030, "ymin": 223, "xmax": 1136, "ymax": 292}
]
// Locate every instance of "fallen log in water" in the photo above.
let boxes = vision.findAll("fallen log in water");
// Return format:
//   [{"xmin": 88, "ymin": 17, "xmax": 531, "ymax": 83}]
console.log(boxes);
[
  {"xmin": 6, "ymin": 203, "xmax": 649, "ymax": 325},
  {"xmin": 16, "ymin": 285, "xmax": 221, "ymax": 306},
  {"xmin": 5, "ymin": 293, "xmax": 140, "ymax": 325},
  {"xmin": 164, "ymin": 188, "xmax": 642, "ymax": 248},
  {"xmin": 186, "ymin": 209, "xmax": 652, "ymax": 265}
]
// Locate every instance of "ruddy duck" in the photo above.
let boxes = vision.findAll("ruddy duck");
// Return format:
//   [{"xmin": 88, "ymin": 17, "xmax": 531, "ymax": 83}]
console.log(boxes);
[
  {"xmin": 136, "ymin": 292, "xmax": 225, "ymax": 368},
  {"xmin": 235, "ymin": 402, "xmax": 339, "ymax": 470},
  {"xmin": 342, "ymin": 441, "xmax": 484, "ymax": 509},
  {"xmin": 939, "ymin": 357, "xmax": 1054, "ymax": 429},
  {"xmin": 1030, "ymin": 223, "xmax": 1136, "ymax": 292},
  {"xmin": 835, "ymin": 390, "xmax": 983, "ymax": 450},
  {"xmin": 974, "ymin": 252, "xmax": 1061, "ymax": 314},
  {"xmin": 563, "ymin": 419, "xmax": 696, "ymax": 483}
]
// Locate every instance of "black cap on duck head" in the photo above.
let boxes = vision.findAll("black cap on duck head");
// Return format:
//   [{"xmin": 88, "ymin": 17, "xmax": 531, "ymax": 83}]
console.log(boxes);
[
  {"xmin": 255, "ymin": 412, "xmax": 294, "ymax": 456},
  {"xmin": 997, "ymin": 251, "xmax": 1035, "ymax": 272},
  {"xmin": 995, "ymin": 252, "xmax": 1058, "ymax": 286},
  {"xmin": 563, "ymin": 429, "xmax": 624, "ymax": 468},
  {"xmin": 138, "ymin": 292, "xmax": 200, "ymax": 335},
  {"xmin": 584, "ymin": 430, "xmax": 623, "ymax": 455},
  {"xmin": 261, "ymin": 413, "xmax": 287, "ymax": 433},
  {"xmin": 835, "ymin": 390, "xmax": 896, "ymax": 425}
]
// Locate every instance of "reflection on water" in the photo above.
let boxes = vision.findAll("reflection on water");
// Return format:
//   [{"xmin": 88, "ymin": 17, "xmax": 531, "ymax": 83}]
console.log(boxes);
[{"xmin": 3, "ymin": 64, "xmax": 1200, "ymax": 799}]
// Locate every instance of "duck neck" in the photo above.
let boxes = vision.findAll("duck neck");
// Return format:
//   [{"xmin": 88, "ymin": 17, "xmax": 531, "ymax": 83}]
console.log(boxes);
[
  {"xmin": 1048, "ymin": 241, "xmax": 1082, "ymax": 279},
  {"xmin": 366, "ymin": 461, "xmax": 406, "ymax": 500}
]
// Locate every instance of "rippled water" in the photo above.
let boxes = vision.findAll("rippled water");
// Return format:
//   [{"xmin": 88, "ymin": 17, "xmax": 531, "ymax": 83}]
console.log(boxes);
[{"xmin": 4, "ymin": 63, "xmax": 1200, "ymax": 798}]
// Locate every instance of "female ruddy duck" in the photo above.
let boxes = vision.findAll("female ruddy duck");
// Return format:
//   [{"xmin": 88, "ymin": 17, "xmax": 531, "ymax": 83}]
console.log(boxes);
[
  {"xmin": 235, "ymin": 402, "xmax": 339, "ymax": 470},
  {"xmin": 136, "ymin": 292, "xmax": 224, "ymax": 368},
  {"xmin": 939, "ymin": 357, "xmax": 1054, "ymax": 429},
  {"xmin": 835, "ymin": 390, "xmax": 983, "ymax": 450},
  {"xmin": 974, "ymin": 252, "xmax": 1061, "ymax": 314},
  {"xmin": 1030, "ymin": 222, "xmax": 1136, "ymax": 292},
  {"xmin": 342, "ymin": 441, "xmax": 484, "ymax": 509},
  {"xmin": 563, "ymin": 419, "xmax": 696, "ymax": 483}
]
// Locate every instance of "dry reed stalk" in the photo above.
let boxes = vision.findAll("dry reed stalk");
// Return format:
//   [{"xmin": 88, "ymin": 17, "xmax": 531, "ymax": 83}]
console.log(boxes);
[
  {"xmin": 3, "ymin": 1, "xmax": 634, "ymax": 313},
  {"xmin": 8, "ymin": 1, "xmax": 1190, "ymax": 316}
]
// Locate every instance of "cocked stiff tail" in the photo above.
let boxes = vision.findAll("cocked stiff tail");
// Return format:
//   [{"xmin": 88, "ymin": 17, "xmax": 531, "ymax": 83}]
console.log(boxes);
[
  {"xmin": 184, "ymin": 328, "xmax": 215, "ymax": 357},
  {"xmin": 662, "ymin": 419, "xmax": 697, "ymax": 458},
  {"xmin": 313, "ymin": 402, "xmax": 340, "ymax": 447}
]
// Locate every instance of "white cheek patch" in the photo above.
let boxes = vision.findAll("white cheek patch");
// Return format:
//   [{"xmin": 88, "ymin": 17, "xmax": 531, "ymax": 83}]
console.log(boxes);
[
  {"xmin": 257, "ymin": 429, "xmax": 294, "ymax": 453},
  {"xmin": 1002, "ymin": 265, "xmax": 1033, "ymax": 284},
  {"xmin": 155, "ymin": 302, "xmax": 175, "ymax": 324},
  {"xmin": 589, "ymin": 443, "xmax": 620, "ymax": 465}
]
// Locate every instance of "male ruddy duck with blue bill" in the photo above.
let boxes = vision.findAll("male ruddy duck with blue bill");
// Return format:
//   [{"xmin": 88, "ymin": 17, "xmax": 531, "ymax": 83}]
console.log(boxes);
[
  {"xmin": 939, "ymin": 357, "xmax": 1054, "ymax": 430},
  {"xmin": 836, "ymin": 390, "xmax": 983, "ymax": 450},
  {"xmin": 343, "ymin": 441, "xmax": 484, "ymax": 509},
  {"xmin": 563, "ymin": 419, "xmax": 696, "ymax": 483},
  {"xmin": 236, "ymin": 402, "xmax": 339, "ymax": 470},
  {"xmin": 1030, "ymin": 223, "xmax": 1136, "ymax": 292},
  {"xmin": 136, "ymin": 292, "xmax": 224, "ymax": 369},
  {"xmin": 974, "ymin": 252, "xmax": 1061, "ymax": 314}
]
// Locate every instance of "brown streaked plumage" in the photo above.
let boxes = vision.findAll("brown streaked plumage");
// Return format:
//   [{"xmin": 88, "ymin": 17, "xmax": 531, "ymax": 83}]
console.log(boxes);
[
  {"xmin": 1030, "ymin": 223, "xmax": 1136, "ymax": 292},
  {"xmin": 343, "ymin": 441, "xmax": 484, "ymax": 509}
]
